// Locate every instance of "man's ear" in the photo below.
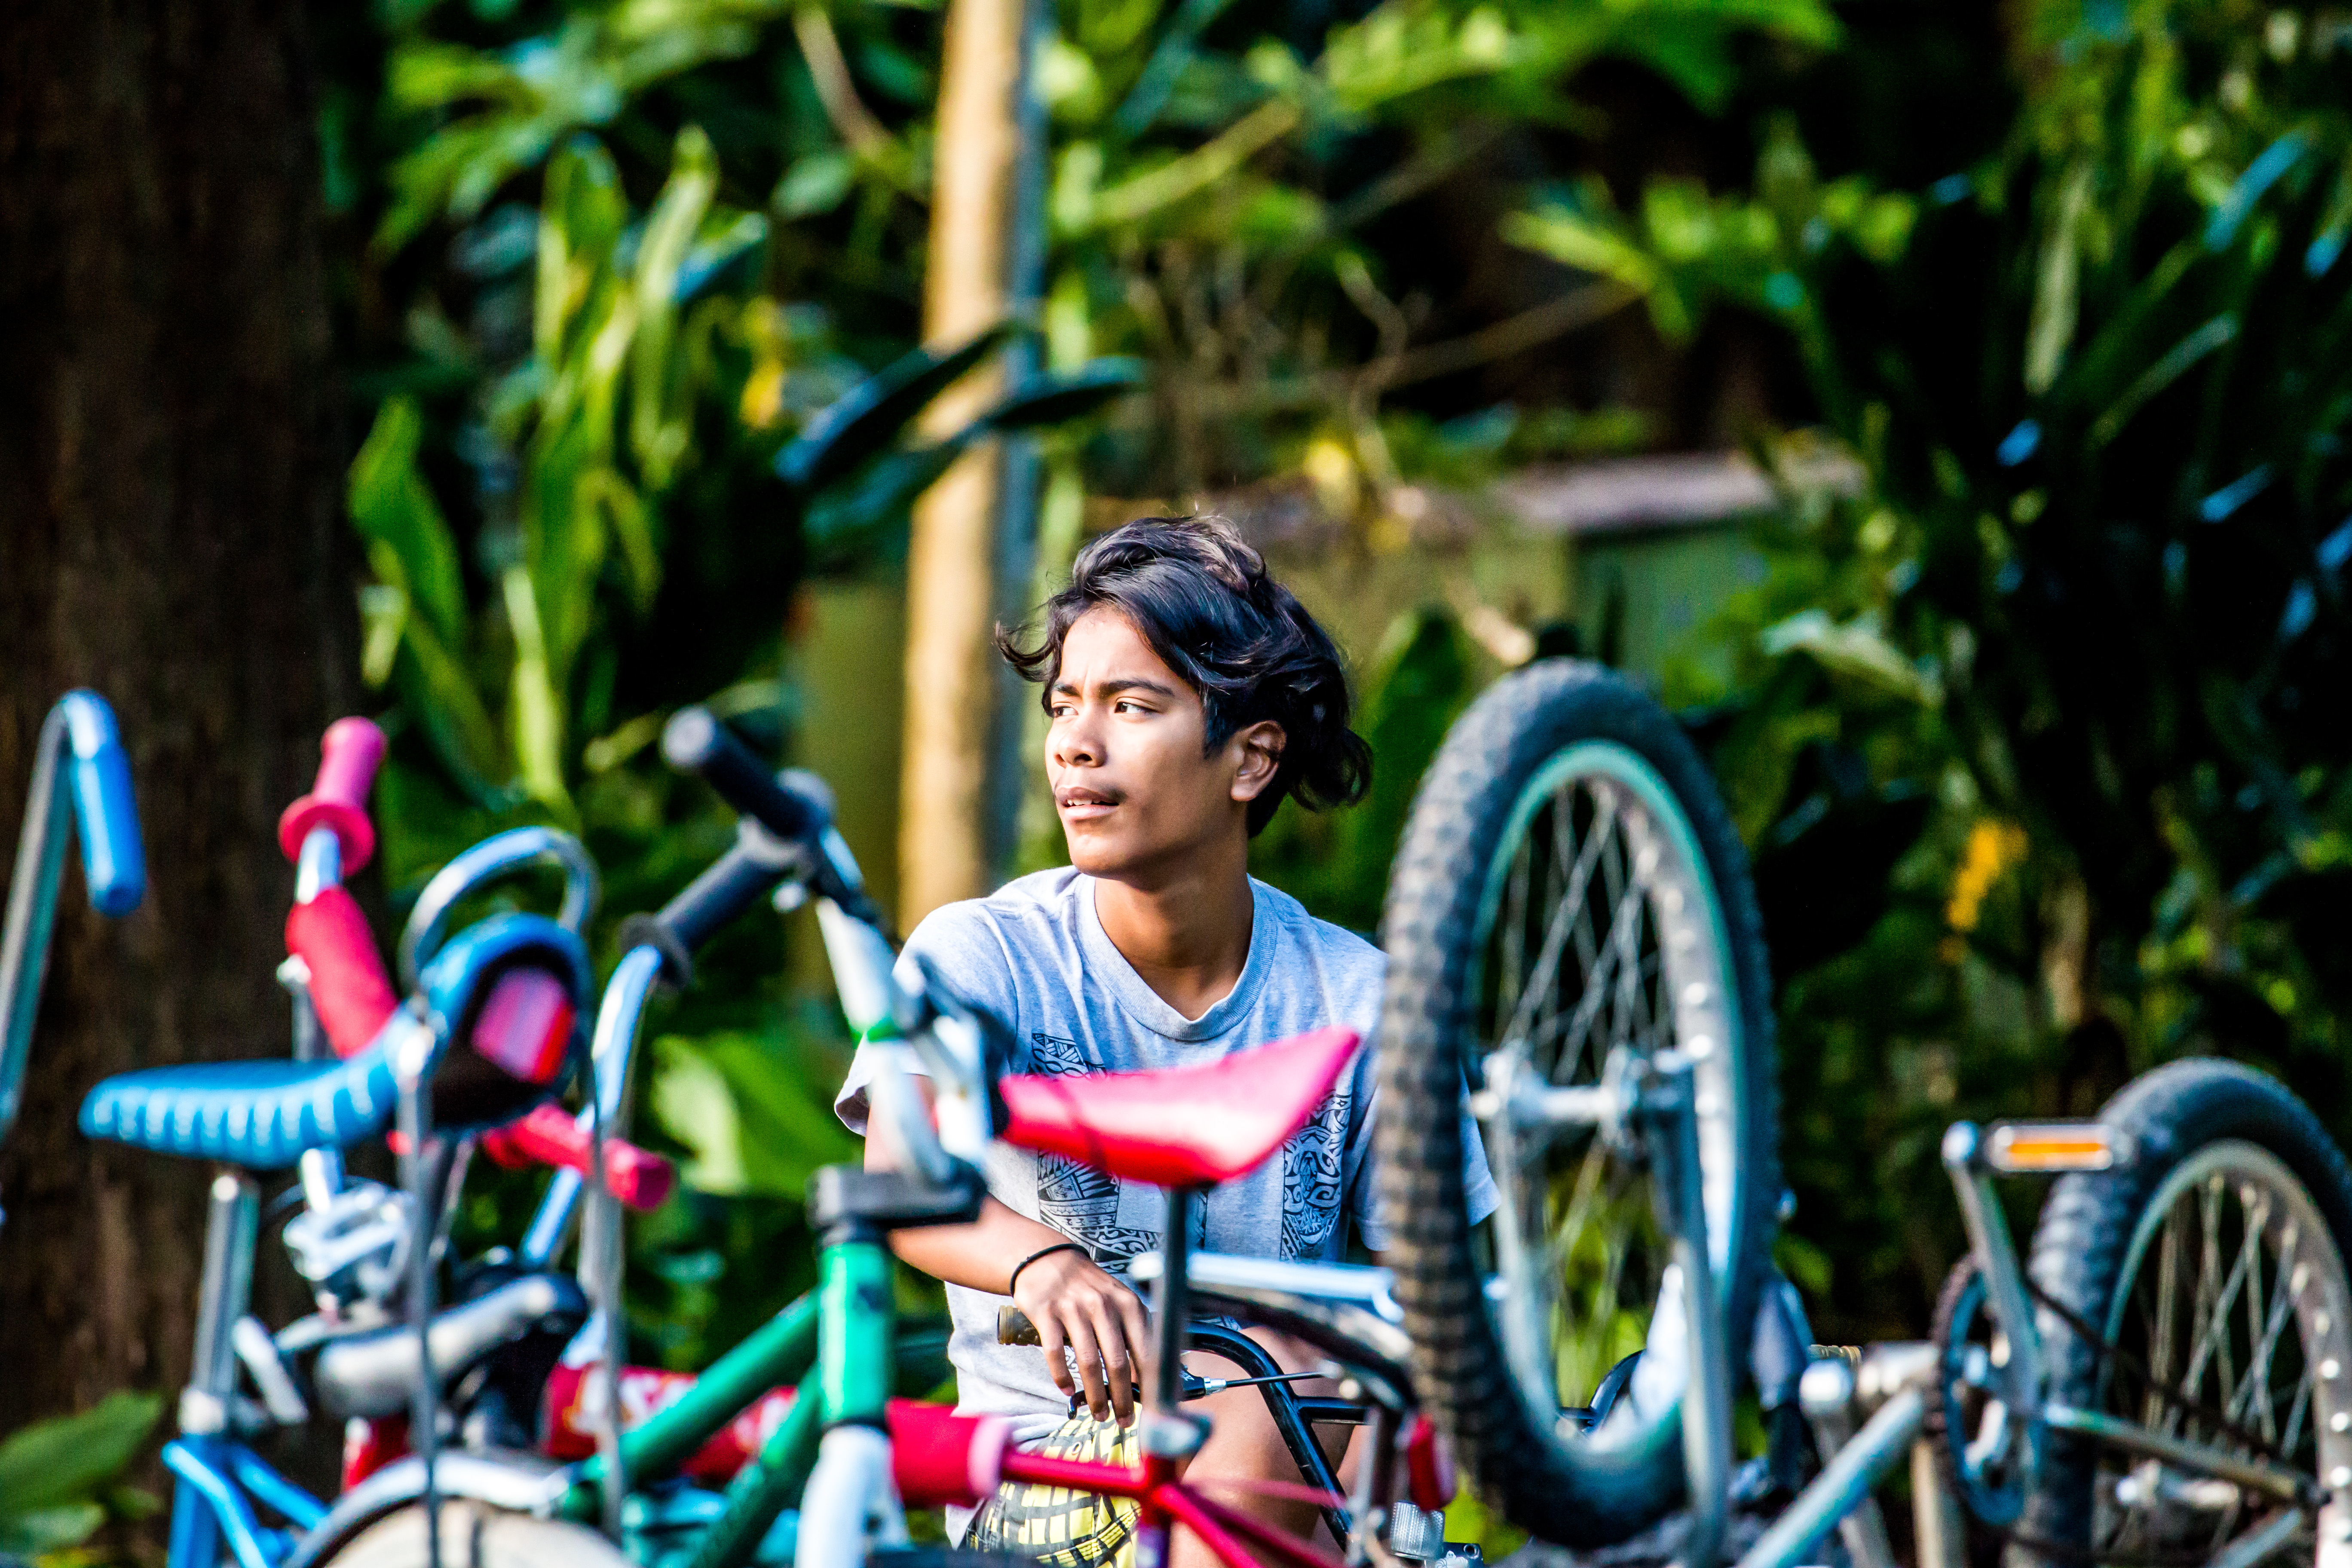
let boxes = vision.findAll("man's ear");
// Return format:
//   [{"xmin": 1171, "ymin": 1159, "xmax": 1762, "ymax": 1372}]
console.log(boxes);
[{"xmin": 1228, "ymin": 721, "xmax": 1286, "ymax": 804}]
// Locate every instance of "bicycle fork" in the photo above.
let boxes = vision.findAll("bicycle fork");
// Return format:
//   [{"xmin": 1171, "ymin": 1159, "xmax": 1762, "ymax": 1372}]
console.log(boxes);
[{"xmin": 1500, "ymin": 1048, "xmax": 1733, "ymax": 1568}]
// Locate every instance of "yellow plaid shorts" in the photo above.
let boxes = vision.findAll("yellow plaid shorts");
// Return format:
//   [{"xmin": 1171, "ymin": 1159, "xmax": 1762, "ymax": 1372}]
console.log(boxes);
[{"xmin": 964, "ymin": 1413, "xmax": 1140, "ymax": 1568}]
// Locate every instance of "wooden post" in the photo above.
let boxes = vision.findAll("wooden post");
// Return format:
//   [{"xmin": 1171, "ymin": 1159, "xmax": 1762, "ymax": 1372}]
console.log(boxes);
[{"xmin": 900, "ymin": 0, "xmax": 1033, "ymax": 926}]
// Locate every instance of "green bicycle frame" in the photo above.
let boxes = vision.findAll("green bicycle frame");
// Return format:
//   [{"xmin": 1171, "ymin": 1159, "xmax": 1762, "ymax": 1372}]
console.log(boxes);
[
  {"xmin": 556, "ymin": 1250, "xmax": 937, "ymax": 1568},
  {"xmin": 819, "ymin": 1234, "xmax": 896, "ymax": 1426}
]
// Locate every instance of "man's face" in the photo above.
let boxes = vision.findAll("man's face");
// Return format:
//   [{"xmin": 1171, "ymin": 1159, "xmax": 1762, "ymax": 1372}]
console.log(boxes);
[{"xmin": 1046, "ymin": 607, "xmax": 1277, "ymax": 882}]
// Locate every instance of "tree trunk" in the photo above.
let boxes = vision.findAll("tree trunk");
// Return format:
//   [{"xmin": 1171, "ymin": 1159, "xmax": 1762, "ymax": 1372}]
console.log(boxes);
[
  {"xmin": 899, "ymin": 0, "xmax": 1031, "ymax": 927},
  {"xmin": 0, "ymin": 0, "xmax": 351, "ymax": 1433}
]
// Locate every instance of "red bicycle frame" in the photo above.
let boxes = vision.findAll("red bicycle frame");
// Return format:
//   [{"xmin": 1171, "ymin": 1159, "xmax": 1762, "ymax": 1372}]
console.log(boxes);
[{"xmin": 997, "ymin": 1445, "xmax": 1346, "ymax": 1568}]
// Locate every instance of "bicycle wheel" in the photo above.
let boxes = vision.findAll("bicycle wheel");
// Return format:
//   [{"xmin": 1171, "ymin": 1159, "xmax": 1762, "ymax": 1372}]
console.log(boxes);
[
  {"xmin": 1376, "ymin": 659, "xmax": 1779, "ymax": 1545},
  {"xmin": 2015, "ymin": 1059, "xmax": 2352, "ymax": 1567},
  {"xmin": 325, "ymin": 1502, "xmax": 635, "ymax": 1568}
]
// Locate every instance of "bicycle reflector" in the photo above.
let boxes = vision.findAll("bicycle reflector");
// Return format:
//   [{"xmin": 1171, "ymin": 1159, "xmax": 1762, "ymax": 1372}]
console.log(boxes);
[
  {"xmin": 471, "ymin": 968, "xmax": 576, "ymax": 1085},
  {"xmin": 1984, "ymin": 1122, "xmax": 2131, "ymax": 1173}
]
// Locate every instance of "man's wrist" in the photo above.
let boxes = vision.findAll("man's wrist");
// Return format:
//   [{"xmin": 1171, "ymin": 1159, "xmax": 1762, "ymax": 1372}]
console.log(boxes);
[{"xmin": 1007, "ymin": 1239, "xmax": 1087, "ymax": 1297}]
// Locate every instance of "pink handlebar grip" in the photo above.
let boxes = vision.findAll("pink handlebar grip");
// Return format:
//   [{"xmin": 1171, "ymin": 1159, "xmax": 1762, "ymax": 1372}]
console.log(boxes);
[
  {"xmin": 285, "ymin": 890, "xmax": 400, "ymax": 1057},
  {"xmin": 479, "ymin": 1103, "xmax": 678, "ymax": 1213},
  {"xmin": 278, "ymin": 717, "xmax": 387, "ymax": 870}
]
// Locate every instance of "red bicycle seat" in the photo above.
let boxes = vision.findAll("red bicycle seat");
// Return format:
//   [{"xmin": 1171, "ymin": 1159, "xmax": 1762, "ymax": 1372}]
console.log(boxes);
[{"xmin": 996, "ymin": 1026, "xmax": 1360, "ymax": 1187}]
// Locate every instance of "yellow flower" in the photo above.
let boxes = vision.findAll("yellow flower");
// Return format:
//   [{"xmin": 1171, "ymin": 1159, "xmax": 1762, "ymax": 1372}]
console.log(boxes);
[{"xmin": 1947, "ymin": 820, "xmax": 2028, "ymax": 935}]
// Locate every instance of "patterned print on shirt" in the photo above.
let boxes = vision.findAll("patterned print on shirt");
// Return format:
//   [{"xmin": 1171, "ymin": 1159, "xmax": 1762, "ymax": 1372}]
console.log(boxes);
[
  {"xmin": 1280, "ymin": 1092, "xmax": 1348, "ymax": 1259},
  {"xmin": 1029, "ymin": 1032, "xmax": 1160, "ymax": 1267}
]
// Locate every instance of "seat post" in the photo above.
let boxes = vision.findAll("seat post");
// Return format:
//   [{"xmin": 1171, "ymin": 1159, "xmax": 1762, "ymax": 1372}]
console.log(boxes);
[
  {"xmin": 1150, "ymin": 1185, "xmax": 1195, "ymax": 1418},
  {"xmin": 186, "ymin": 1171, "xmax": 260, "ymax": 1432}
]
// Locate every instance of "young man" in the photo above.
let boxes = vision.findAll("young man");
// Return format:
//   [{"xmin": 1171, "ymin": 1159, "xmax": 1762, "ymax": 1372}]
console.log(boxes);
[{"xmin": 833, "ymin": 516, "xmax": 1494, "ymax": 1565}]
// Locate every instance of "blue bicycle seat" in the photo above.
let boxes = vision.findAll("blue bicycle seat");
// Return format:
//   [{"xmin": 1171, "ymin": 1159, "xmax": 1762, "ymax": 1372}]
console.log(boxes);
[{"xmin": 80, "ymin": 1044, "xmax": 398, "ymax": 1168}]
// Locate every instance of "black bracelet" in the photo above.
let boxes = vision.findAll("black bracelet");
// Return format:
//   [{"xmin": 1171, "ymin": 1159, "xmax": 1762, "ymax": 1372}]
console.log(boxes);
[{"xmin": 1007, "ymin": 1240, "xmax": 1086, "ymax": 1299}]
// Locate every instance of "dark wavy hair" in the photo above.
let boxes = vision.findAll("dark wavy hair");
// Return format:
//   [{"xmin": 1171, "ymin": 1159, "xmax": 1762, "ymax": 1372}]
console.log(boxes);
[{"xmin": 998, "ymin": 516, "xmax": 1372, "ymax": 836}]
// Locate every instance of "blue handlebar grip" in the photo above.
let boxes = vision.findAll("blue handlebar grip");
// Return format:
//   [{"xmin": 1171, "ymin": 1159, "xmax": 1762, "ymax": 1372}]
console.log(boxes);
[{"xmin": 57, "ymin": 692, "xmax": 145, "ymax": 917}]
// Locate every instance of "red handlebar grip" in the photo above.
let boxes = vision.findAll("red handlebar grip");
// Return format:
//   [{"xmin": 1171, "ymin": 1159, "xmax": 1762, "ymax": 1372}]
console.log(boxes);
[
  {"xmin": 479, "ymin": 1103, "xmax": 678, "ymax": 1213},
  {"xmin": 279, "ymin": 717, "xmax": 386, "ymax": 870},
  {"xmin": 285, "ymin": 890, "xmax": 400, "ymax": 1058}
]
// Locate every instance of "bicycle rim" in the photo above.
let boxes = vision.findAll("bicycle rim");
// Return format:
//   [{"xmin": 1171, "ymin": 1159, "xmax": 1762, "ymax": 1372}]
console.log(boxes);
[
  {"xmin": 2095, "ymin": 1139, "xmax": 2352, "ymax": 1563},
  {"xmin": 1469, "ymin": 739, "xmax": 1748, "ymax": 1449}
]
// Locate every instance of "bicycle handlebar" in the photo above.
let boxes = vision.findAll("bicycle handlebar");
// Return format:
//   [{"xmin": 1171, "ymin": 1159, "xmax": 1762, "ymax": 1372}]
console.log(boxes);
[
  {"xmin": 481, "ymin": 1102, "xmax": 676, "ymax": 1210},
  {"xmin": 285, "ymin": 889, "xmax": 402, "ymax": 1057},
  {"xmin": 278, "ymin": 717, "xmax": 386, "ymax": 873},
  {"xmin": 0, "ymin": 692, "xmax": 146, "ymax": 1151},
  {"xmin": 649, "ymin": 823, "xmax": 804, "ymax": 961},
  {"xmin": 57, "ymin": 693, "xmax": 145, "ymax": 917},
  {"xmin": 660, "ymin": 708, "xmax": 885, "ymax": 930}
]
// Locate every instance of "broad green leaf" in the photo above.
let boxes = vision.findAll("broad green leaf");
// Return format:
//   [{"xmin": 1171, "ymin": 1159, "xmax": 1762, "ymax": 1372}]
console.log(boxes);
[
  {"xmin": 0, "ymin": 1501, "xmax": 104, "ymax": 1555},
  {"xmin": 802, "ymin": 440, "xmax": 972, "ymax": 547},
  {"xmin": 774, "ymin": 324, "xmax": 1015, "ymax": 492},
  {"xmin": 975, "ymin": 358, "xmax": 1146, "ymax": 430},
  {"xmin": 582, "ymin": 468, "xmax": 660, "ymax": 614},
  {"xmin": 631, "ymin": 127, "xmax": 718, "ymax": 487},
  {"xmin": 773, "ymin": 150, "xmax": 856, "ymax": 218},
  {"xmin": 359, "ymin": 582, "xmax": 408, "ymax": 689},
  {"xmin": 501, "ymin": 565, "xmax": 572, "ymax": 811},
  {"xmin": 1502, "ymin": 207, "xmax": 1666, "ymax": 311},
  {"xmin": 0, "ymin": 1391, "xmax": 160, "ymax": 1515},
  {"xmin": 382, "ymin": 568, "xmax": 502, "ymax": 788},
  {"xmin": 349, "ymin": 399, "xmax": 467, "ymax": 645},
  {"xmin": 652, "ymin": 1040, "xmax": 748, "ymax": 1194},
  {"xmin": 2024, "ymin": 159, "xmax": 2094, "ymax": 395},
  {"xmin": 1761, "ymin": 609, "xmax": 1941, "ymax": 705}
]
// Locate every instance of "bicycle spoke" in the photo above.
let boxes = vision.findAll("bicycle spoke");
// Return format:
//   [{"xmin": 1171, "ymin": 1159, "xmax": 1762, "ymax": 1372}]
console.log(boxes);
[
  {"xmin": 2229, "ymin": 1216, "xmax": 2296, "ymax": 1442},
  {"xmin": 2174, "ymin": 1177, "xmax": 2239, "ymax": 1434},
  {"xmin": 2146, "ymin": 1204, "xmax": 2186, "ymax": 1428},
  {"xmin": 1497, "ymin": 787, "xmax": 1615, "ymax": 1059},
  {"xmin": 1549, "ymin": 873, "xmax": 1654, "ymax": 1081},
  {"xmin": 2282, "ymin": 1360, "xmax": 2314, "ymax": 1460}
]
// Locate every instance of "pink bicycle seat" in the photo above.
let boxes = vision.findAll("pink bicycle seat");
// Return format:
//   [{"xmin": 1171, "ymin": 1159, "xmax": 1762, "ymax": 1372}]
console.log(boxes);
[{"xmin": 996, "ymin": 1026, "xmax": 1360, "ymax": 1187}]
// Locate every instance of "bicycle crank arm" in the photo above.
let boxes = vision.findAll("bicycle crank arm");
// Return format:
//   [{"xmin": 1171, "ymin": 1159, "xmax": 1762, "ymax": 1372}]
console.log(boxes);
[{"xmin": 2041, "ymin": 1404, "xmax": 2318, "ymax": 1506}]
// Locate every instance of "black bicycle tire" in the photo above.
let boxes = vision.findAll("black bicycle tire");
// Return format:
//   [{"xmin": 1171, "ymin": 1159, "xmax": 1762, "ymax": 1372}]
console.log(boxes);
[
  {"xmin": 1374, "ymin": 658, "xmax": 1780, "ymax": 1546},
  {"xmin": 2013, "ymin": 1058, "xmax": 2352, "ymax": 1565}
]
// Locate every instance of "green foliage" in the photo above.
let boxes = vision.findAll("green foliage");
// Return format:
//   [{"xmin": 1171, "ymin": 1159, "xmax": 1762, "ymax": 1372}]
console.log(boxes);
[
  {"xmin": 0, "ymin": 1393, "xmax": 160, "ymax": 1558},
  {"xmin": 1537, "ymin": 0, "xmax": 2352, "ymax": 1332},
  {"xmin": 1252, "ymin": 605, "xmax": 1482, "ymax": 932},
  {"xmin": 1033, "ymin": 0, "xmax": 1841, "ymax": 497}
]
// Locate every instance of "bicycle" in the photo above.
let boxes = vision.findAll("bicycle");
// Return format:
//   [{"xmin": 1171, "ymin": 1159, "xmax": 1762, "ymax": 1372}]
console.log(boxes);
[
  {"xmin": 1917, "ymin": 1060, "xmax": 2352, "ymax": 1568},
  {"xmin": 77, "ymin": 720, "xmax": 634, "ymax": 1568},
  {"xmin": 202, "ymin": 711, "xmax": 943, "ymax": 1568},
  {"xmin": 263, "ymin": 711, "xmax": 1441, "ymax": 1568},
  {"xmin": 1368, "ymin": 658, "xmax": 1782, "ymax": 1550}
]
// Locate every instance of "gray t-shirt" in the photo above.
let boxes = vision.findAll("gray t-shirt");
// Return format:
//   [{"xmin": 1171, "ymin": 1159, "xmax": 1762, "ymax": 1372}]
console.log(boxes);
[{"xmin": 833, "ymin": 867, "xmax": 1496, "ymax": 1420}]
